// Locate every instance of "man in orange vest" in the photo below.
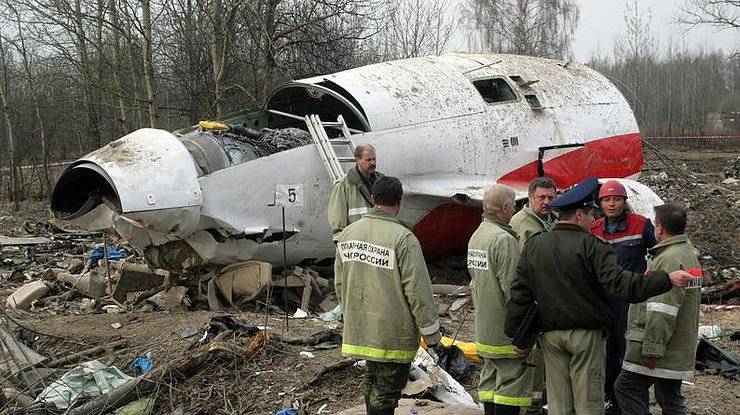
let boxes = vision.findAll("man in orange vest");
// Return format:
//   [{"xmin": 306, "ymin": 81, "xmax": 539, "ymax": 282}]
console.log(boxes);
[{"xmin": 590, "ymin": 180, "xmax": 657, "ymax": 414}]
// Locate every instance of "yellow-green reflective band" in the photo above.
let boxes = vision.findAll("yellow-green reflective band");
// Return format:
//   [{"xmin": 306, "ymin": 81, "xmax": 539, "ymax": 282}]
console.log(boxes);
[
  {"xmin": 476, "ymin": 342, "xmax": 517, "ymax": 356},
  {"xmin": 341, "ymin": 344, "xmax": 416, "ymax": 361},
  {"xmin": 478, "ymin": 390, "xmax": 496, "ymax": 402},
  {"xmin": 493, "ymin": 394, "xmax": 533, "ymax": 407}
]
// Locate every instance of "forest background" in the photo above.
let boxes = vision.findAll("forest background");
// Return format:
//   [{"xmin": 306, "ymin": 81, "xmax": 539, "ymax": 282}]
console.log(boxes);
[{"xmin": 0, "ymin": 0, "xmax": 736, "ymax": 203}]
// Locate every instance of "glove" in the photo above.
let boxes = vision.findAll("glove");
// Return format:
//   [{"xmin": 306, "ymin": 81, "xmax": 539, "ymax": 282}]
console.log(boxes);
[{"xmin": 427, "ymin": 342, "xmax": 448, "ymax": 362}]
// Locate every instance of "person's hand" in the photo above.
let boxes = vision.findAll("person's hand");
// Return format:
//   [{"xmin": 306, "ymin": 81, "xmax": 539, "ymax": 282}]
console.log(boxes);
[
  {"xmin": 668, "ymin": 270, "xmax": 693, "ymax": 288},
  {"xmin": 643, "ymin": 356, "xmax": 657, "ymax": 370},
  {"xmin": 514, "ymin": 346, "xmax": 530, "ymax": 358}
]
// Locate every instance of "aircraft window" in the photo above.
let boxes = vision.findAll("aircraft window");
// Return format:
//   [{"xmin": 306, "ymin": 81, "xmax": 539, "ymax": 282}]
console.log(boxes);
[
  {"xmin": 473, "ymin": 78, "xmax": 518, "ymax": 104},
  {"xmin": 525, "ymin": 94, "xmax": 543, "ymax": 110}
]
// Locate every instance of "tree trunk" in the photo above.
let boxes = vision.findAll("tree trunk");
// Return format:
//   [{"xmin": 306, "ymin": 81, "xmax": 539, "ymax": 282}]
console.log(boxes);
[
  {"xmin": 125, "ymin": 19, "xmax": 144, "ymax": 127},
  {"xmin": 0, "ymin": 35, "xmax": 20, "ymax": 210},
  {"xmin": 74, "ymin": 0, "xmax": 102, "ymax": 149},
  {"xmin": 209, "ymin": 0, "xmax": 225, "ymax": 117},
  {"xmin": 109, "ymin": 0, "xmax": 129, "ymax": 135},
  {"xmin": 262, "ymin": 0, "xmax": 279, "ymax": 100},
  {"xmin": 141, "ymin": 0, "xmax": 158, "ymax": 128},
  {"xmin": 12, "ymin": 6, "xmax": 51, "ymax": 198}
]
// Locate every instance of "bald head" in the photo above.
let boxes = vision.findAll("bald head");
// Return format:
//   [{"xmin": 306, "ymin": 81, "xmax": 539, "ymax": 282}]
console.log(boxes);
[{"xmin": 483, "ymin": 184, "xmax": 516, "ymax": 223}]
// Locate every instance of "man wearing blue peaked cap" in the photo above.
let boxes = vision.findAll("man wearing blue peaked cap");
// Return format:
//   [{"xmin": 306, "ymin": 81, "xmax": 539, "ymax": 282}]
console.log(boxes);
[
  {"xmin": 505, "ymin": 176, "xmax": 695, "ymax": 415},
  {"xmin": 549, "ymin": 176, "xmax": 599, "ymax": 210}
]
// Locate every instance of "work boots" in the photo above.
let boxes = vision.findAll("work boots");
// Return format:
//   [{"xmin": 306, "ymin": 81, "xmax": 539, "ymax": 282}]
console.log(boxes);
[
  {"xmin": 364, "ymin": 404, "xmax": 394, "ymax": 415},
  {"xmin": 484, "ymin": 402, "xmax": 495, "ymax": 415},
  {"xmin": 494, "ymin": 404, "xmax": 522, "ymax": 415}
]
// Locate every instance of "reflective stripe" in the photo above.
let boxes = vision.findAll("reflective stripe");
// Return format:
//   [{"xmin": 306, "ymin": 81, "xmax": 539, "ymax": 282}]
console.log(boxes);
[
  {"xmin": 341, "ymin": 343, "xmax": 416, "ymax": 361},
  {"xmin": 419, "ymin": 320, "xmax": 440, "ymax": 336},
  {"xmin": 647, "ymin": 302, "xmax": 679, "ymax": 316},
  {"xmin": 605, "ymin": 234, "xmax": 642, "ymax": 244},
  {"xmin": 478, "ymin": 390, "xmax": 496, "ymax": 402},
  {"xmin": 476, "ymin": 342, "xmax": 517, "ymax": 356},
  {"xmin": 622, "ymin": 361, "xmax": 695, "ymax": 381},
  {"xmin": 494, "ymin": 394, "xmax": 533, "ymax": 407},
  {"xmin": 348, "ymin": 207, "xmax": 369, "ymax": 216}
]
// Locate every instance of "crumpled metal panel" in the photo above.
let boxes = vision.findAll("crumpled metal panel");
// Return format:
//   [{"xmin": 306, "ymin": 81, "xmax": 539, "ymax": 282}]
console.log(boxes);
[{"xmin": 74, "ymin": 128, "xmax": 202, "ymax": 213}]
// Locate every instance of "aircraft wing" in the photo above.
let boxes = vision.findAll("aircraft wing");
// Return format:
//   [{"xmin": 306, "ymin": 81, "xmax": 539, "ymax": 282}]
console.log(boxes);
[{"xmin": 402, "ymin": 174, "xmax": 530, "ymax": 203}]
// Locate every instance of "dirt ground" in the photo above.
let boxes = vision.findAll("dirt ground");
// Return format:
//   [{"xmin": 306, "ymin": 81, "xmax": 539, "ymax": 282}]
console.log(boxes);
[{"xmin": 0, "ymin": 140, "xmax": 738, "ymax": 415}]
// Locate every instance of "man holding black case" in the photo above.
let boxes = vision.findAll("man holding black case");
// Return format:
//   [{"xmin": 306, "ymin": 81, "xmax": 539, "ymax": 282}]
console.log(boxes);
[{"xmin": 506, "ymin": 177, "xmax": 695, "ymax": 415}]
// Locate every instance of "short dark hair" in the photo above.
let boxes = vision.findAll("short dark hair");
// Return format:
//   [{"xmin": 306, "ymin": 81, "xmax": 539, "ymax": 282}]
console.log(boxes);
[
  {"xmin": 654, "ymin": 203, "xmax": 687, "ymax": 235},
  {"xmin": 529, "ymin": 176, "xmax": 556, "ymax": 195},
  {"xmin": 373, "ymin": 176, "xmax": 403, "ymax": 206}
]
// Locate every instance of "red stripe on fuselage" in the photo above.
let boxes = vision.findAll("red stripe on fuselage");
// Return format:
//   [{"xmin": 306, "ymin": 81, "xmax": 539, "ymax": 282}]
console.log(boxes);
[
  {"xmin": 413, "ymin": 204, "xmax": 483, "ymax": 259},
  {"xmin": 497, "ymin": 133, "xmax": 643, "ymax": 188},
  {"xmin": 413, "ymin": 133, "xmax": 643, "ymax": 258}
]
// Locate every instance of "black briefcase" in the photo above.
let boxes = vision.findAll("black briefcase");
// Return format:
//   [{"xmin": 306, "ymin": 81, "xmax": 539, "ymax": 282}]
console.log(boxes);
[{"xmin": 511, "ymin": 301, "xmax": 542, "ymax": 349}]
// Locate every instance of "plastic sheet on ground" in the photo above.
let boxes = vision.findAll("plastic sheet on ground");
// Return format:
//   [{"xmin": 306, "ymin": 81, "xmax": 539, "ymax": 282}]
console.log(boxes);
[
  {"xmin": 421, "ymin": 336, "xmax": 481, "ymax": 364},
  {"xmin": 87, "ymin": 245, "xmax": 124, "ymax": 266},
  {"xmin": 129, "ymin": 354, "xmax": 154, "ymax": 374},
  {"xmin": 113, "ymin": 397, "xmax": 156, "ymax": 415},
  {"xmin": 695, "ymin": 338, "xmax": 740, "ymax": 380},
  {"xmin": 35, "ymin": 360, "xmax": 133, "ymax": 409},
  {"xmin": 436, "ymin": 345, "xmax": 470, "ymax": 380},
  {"xmin": 318, "ymin": 304, "xmax": 342, "ymax": 321}
]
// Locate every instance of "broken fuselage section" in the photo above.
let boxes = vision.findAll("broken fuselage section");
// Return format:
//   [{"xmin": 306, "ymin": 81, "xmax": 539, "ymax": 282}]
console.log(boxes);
[{"xmin": 52, "ymin": 53, "xmax": 653, "ymax": 271}]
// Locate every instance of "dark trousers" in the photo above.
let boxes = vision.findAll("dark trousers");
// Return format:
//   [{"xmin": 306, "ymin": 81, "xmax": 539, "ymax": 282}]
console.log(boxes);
[
  {"xmin": 614, "ymin": 369, "xmax": 686, "ymax": 415},
  {"xmin": 605, "ymin": 298, "xmax": 628, "ymax": 402},
  {"xmin": 363, "ymin": 361, "xmax": 411, "ymax": 410}
]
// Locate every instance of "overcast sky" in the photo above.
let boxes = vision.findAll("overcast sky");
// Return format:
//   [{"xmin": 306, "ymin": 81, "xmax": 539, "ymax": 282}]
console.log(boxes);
[
  {"xmin": 571, "ymin": 0, "xmax": 738, "ymax": 60},
  {"xmin": 448, "ymin": 0, "xmax": 739, "ymax": 61}
]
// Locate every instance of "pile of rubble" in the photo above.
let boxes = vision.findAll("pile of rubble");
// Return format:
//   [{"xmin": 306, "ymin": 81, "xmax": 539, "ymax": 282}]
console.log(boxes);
[
  {"xmin": 722, "ymin": 156, "xmax": 740, "ymax": 181},
  {"xmin": 640, "ymin": 145, "xmax": 739, "ymax": 306}
]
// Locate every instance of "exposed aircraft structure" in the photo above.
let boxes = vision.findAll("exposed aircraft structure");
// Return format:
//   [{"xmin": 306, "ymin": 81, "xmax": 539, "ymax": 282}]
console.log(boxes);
[{"xmin": 51, "ymin": 53, "xmax": 658, "ymax": 270}]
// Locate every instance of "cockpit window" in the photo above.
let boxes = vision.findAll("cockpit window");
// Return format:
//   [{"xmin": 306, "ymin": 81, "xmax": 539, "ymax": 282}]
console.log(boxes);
[{"xmin": 473, "ymin": 78, "xmax": 518, "ymax": 104}]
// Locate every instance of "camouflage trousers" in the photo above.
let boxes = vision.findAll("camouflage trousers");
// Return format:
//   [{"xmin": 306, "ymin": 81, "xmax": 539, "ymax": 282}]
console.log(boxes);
[{"xmin": 363, "ymin": 361, "xmax": 411, "ymax": 410}]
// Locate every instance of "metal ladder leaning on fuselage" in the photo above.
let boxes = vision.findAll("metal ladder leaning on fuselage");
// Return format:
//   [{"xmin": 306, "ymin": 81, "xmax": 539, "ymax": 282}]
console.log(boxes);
[{"xmin": 304, "ymin": 114, "xmax": 356, "ymax": 184}]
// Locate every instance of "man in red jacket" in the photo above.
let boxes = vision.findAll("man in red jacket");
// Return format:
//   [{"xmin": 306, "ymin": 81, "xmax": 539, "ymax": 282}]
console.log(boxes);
[{"xmin": 590, "ymin": 180, "xmax": 657, "ymax": 414}]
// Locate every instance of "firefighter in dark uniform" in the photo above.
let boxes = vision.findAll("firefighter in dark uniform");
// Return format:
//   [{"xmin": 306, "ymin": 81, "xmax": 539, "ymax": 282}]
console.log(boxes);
[{"xmin": 505, "ymin": 177, "xmax": 695, "ymax": 415}]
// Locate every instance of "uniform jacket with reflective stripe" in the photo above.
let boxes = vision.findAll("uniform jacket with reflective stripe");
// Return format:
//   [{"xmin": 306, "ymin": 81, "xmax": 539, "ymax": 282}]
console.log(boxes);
[
  {"xmin": 506, "ymin": 223, "xmax": 673, "ymax": 336},
  {"xmin": 623, "ymin": 234, "xmax": 701, "ymax": 381},
  {"xmin": 590, "ymin": 212, "xmax": 656, "ymax": 273},
  {"xmin": 510, "ymin": 207, "xmax": 553, "ymax": 252},
  {"xmin": 327, "ymin": 167, "xmax": 383, "ymax": 234},
  {"xmin": 468, "ymin": 214, "xmax": 519, "ymax": 358},
  {"xmin": 334, "ymin": 209, "xmax": 441, "ymax": 363}
]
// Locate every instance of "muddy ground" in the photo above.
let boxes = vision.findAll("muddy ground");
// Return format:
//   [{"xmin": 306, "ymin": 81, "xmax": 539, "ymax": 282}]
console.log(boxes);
[{"xmin": 0, "ymin": 141, "xmax": 738, "ymax": 415}]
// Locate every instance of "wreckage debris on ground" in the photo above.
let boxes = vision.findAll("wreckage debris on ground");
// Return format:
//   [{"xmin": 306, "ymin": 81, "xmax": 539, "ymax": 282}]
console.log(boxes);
[{"xmin": 0, "ymin": 143, "xmax": 739, "ymax": 414}]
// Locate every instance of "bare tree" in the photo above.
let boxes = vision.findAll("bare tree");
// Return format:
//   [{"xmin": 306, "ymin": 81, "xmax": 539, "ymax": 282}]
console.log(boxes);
[
  {"xmin": 201, "ymin": 0, "xmax": 244, "ymax": 117},
  {"xmin": 109, "ymin": 0, "xmax": 129, "ymax": 135},
  {"xmin": 141, "ymin": 0, "xmax": 157, "ymax": 127},
  {"xmin": 242, "ymin": 0, "xmax": 381, "ymax": 100},
  {"xmin": 462, "ymin": 0, "xmax": 580, "ymax": 59},
  {"xmin": 377, "ymin": 0, "xmax": 456, "ymax": 59},
  {"xmin": 7, "ymin": 4, "xmax": 51, "ymax": 197},
  {"xmin": 678, "ymin": 0, "xmax": 739, "ymax": 29},
  {"xmin": 0, "ymin": 32, "xmax": 20, "ymax": 210}
]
